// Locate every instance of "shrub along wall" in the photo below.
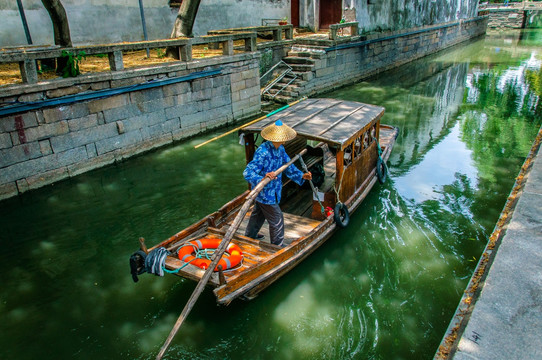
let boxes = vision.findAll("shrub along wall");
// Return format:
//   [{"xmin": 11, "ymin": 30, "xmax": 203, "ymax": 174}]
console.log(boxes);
[{"xmin": 0, "ymin": 53, "xmax": 261, "ymax": 200}]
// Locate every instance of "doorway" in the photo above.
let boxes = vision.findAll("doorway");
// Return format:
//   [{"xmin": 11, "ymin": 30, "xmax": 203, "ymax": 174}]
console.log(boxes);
[
  {"xmin": 291, "ymin": 0, "xmax": 299, "ymax": 27},
  {"xmin": 319, "ymin": 0, "xmax": 342, "ymax": 29}
]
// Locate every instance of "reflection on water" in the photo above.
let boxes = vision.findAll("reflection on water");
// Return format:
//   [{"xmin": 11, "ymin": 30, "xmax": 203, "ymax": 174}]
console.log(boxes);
[{"xmin": 1, "ymin": 30, "xmax": 541, "ymax": 359}]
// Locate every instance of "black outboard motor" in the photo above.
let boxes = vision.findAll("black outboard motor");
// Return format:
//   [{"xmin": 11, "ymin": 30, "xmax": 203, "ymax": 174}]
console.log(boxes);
[{"xmin": 129, "ymin": 250, "xmax": 147, "ymax": 282}]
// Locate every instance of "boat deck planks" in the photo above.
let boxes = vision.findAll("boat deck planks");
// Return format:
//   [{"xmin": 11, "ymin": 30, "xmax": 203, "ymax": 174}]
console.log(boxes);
[{"xmin": 222, "ymin": 209, "xmax": 322, "ymax": 245}]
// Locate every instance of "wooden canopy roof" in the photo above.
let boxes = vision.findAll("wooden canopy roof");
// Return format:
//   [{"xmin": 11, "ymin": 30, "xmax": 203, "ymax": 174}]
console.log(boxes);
[{"xmin": 243, "ymin": 98, "xmax": 385, "ymax": 150}]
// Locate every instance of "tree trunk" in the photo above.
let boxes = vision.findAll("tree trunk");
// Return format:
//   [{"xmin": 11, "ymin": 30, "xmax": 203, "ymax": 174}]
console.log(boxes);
[
  {"xmin": 166, "ymin": 0, "xmax": 202, "ymax": 59},
  {"xmin": 41, "ymin": 0, "xmax": 72, "ymax": 47},
  {"xmin": 41, "ymin": 0, "xmax": 72, "ymax": 73}
]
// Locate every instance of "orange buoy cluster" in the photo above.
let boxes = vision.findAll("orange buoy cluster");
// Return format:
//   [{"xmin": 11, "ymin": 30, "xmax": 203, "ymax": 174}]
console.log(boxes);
[{"xmin": 177, "ymin": 237, "xmax": 243, "ymax": 271}]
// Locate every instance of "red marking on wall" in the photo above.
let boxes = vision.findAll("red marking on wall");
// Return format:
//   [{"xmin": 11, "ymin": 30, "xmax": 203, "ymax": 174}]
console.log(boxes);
[
  {"xmin": 14, "ymin": 115, "xmax": 27, "ymax": 144},
  {"xmin": 14, "ymin": 115, "xmax": 30, "ymax": 155}
]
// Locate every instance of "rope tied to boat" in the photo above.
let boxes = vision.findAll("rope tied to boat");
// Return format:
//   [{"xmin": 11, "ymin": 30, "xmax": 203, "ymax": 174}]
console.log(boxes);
[
  {"xmin": 144, "ymin": 247, "xmax": 169, "ymax": 276},
  {"xmin": 333, "ymin": 165, "xmax": 346, "ymax": 204},
  {"xmin": 373, "ymin": 136, "xmax": 388, "ymax": 184},
  {"xmin": 374, "ymin": 137, "xmax": 383, "ymax": 162}
]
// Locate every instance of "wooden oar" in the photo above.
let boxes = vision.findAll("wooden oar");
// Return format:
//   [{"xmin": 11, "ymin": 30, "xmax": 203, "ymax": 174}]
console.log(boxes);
[
  {"xmin": 155, "ymin": 148, "xmax": 308, "ymax": 360},
  {"xmin": 194, "ymin": 97, "xmax": 307, "ymax": 149}
]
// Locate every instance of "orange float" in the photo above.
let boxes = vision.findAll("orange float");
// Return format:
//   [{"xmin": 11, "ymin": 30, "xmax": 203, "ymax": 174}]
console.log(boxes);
[{"xmin": 177, "ymin": 237, "xmax": 243, "ymax": 271}]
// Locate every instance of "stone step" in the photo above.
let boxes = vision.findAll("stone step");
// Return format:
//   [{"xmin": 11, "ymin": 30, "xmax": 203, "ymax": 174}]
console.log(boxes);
[
  {"xmin": 263, "ymin": 94, "xmax": 295, "ymax": 104},
  {"xmin": 288, "ymin": 63, "xmax": 314, "ymax": 72},
  {"xmin": 265, "ymin": 88, "xmax": 299, "ymax": 98},
  {"xmin": 282, "ymin": 71, "xmax": 313, "ymax": 82},
  {"xmin": 283, "ymin": 56, "xmax": 315, "ymax": 65},
  {"xmin": 275, "ymin": 76, "xmax": 308, "ymax": 87},
  {"xmin": 293, "ymin": 71, "xmax": 314, "ymax": 81},
  {"xmin": 292, "ymin": 38, "xmax": 334, "ymax": 47},
  {"xmin": 287, "ymin": 51, "xmax": 313, "ymax": 58},
  {"xmin": 288, "ymin": 45, "xmax": 328, "ymax": 59}
]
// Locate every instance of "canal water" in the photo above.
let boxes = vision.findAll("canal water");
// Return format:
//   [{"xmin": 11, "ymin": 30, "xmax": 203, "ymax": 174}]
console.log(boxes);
[{"xmin": 1, "ymin": 30, "xmax": 541, "ymax": 360}]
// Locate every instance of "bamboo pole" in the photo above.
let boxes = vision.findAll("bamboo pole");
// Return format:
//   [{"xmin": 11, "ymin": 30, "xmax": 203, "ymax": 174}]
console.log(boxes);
[
  {"xmin": 194, "ymin": 97, "xmax": 307, "ymax": 149},
  {"xmin": 155, "ymin": 148, "xmax": 308, "ymax": 360}
]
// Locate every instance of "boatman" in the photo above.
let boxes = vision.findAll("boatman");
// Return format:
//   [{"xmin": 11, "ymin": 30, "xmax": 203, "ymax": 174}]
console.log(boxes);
[{"xmin": 243, "ymin": 120, "xmax": 312, "ymax": 247}]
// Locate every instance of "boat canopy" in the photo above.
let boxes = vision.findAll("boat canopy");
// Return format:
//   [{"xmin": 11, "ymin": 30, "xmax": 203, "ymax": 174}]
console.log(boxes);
[{"xmin": 243, "ymin": 98, "xmax": 385, "ymax": 150}]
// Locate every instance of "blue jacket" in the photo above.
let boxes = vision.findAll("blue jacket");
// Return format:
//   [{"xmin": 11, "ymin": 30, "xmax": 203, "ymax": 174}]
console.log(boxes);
[{"xmin": 243, "ymin": 141, "xmax": 305, "ymax": 204}]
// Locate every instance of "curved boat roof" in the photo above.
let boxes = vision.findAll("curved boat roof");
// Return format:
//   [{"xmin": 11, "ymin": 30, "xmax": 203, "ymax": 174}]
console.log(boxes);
[{"xmin": 243, "ymin": 98, "xmax": 385, "ymax": 149}]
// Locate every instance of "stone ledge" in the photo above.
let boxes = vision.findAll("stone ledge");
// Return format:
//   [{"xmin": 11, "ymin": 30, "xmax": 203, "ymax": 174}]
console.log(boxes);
[{"xmin": 0, "ymin": 53, "xmax": 259, "ymax": 98}]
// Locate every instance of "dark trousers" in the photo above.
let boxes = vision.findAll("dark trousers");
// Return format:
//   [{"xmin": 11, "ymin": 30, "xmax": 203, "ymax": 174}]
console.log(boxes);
[{"xmin": 245, "ymin": 201, "xmax": 284, "ymax": 246}]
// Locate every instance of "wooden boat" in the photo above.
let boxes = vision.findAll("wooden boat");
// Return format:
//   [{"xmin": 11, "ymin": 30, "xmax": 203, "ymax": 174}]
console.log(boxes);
[{"xmin": 138, "ymin": 98, "xmax": 398, "ymax": 306}]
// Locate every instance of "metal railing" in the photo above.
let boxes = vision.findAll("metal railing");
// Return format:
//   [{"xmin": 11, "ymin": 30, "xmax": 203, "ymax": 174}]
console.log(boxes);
[{"xmin": 260, "ymin": 60, "xmax": 297, "ymax": 98}]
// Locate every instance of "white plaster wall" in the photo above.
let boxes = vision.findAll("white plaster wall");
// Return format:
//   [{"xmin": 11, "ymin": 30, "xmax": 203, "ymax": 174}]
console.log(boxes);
[
  {"xmin": 1, "ymin": 0, "xmax": 290, "ymax": 47},
  {"xmin": 354, "ymin": 0, "xmax": 479, "ymax": 33},
  {"xmin": 1, "ymin": 0, "xmax": 176, "ymax": 46},
  {"xmin": 1, "ymin": 0, "xmax": 480, "ymax": 47},
  {"xmin": 193, "ymin": 0, "xmax": 290, "ymax": 35}
]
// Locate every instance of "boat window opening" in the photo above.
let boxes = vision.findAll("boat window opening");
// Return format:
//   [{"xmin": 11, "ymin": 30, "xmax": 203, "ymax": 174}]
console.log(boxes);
[
  {"xmin": 362, "ymin": 130, "xmax": 370, "ymax": 150},
  {"xmin": 354, "ymin": 136, "xmax": 362, "ymax": 158},
  {"xmin": 343, "ymin": 144, "xmax": 353, "ymax": 167},
  {"xmin": 307, "ymin": 139, "xmax": 319, "ymax": 147}
]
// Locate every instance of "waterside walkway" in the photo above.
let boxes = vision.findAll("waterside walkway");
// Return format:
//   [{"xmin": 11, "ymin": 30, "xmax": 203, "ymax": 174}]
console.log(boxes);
[{"xmin": 437, "ymin": 126, "xmax": 542, "ymax": 359}]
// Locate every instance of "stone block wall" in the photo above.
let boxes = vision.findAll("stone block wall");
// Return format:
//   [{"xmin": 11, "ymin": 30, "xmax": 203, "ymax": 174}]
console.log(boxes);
[
  {"xmin": 0, "ymin": 53, "xmax": 261, "ymax": 200},
  {"xmin": 295, "ymin": 17, "xmax": 489, "ymax": 98},
  {"xmin": 487, "ymin": 9, "xmax": 526, "ymax": 30}
]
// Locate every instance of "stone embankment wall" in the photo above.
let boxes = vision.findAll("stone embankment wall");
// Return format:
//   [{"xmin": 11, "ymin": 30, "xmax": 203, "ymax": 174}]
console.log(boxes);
[
  {"xmin": 0, "ymin": 54, "xmax": 261, "ymax": 200},
  {"xmin": 487, "ymin": 9, "xmax": 526, "ymax": 29},
  {"xmin": 288, "ymin": 17, "xmax": 488, "ymax": 100}
]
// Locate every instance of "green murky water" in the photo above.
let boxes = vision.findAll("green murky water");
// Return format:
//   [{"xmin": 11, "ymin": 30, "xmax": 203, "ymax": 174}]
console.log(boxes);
[{"xmin": 1, "ymin": 30, "xmax": 541, "ymax": 360}]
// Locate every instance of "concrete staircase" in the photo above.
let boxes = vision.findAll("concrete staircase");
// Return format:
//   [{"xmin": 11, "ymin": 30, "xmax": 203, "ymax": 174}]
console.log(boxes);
[{"xmin": 262, "ymin": 46, "xmax": 325, "ymax": 104}]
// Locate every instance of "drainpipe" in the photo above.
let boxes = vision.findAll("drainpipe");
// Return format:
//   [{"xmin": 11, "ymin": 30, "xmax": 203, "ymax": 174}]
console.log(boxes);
[
  {"xmin": 16, "ymin": 0, "xmax": 33, "ymax": 45},
  {"xmin": 138, "ymin": 0, "xmax": 150, "ymax": 57}
]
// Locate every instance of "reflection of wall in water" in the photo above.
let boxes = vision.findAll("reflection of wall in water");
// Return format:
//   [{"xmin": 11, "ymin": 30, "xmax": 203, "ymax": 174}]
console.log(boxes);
[
  {"xmin": 525, "ymin": 10, "xmax": 542, "ymax": 28},
  {"xmin": 386, "ymin": 61, "xmax": 470, "ymax": 172}
]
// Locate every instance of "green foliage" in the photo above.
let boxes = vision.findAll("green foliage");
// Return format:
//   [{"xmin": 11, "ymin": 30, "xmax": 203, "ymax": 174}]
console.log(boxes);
[
  {"xmin": 156, "ymin": 48, "xmax": 166, "ymax": 58},
  {"xmin": 259, "ymin": 49, "xmax": 273, "ymax": 76},
  {"xmin": 60, "ymin": 50, "xmax": 86, "ymax": 78}
]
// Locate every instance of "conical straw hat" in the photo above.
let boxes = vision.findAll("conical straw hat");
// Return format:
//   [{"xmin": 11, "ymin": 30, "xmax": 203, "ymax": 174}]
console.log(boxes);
[{"xmin": 261, "ymin": 120, "xmax": 297, "ymax": 142}]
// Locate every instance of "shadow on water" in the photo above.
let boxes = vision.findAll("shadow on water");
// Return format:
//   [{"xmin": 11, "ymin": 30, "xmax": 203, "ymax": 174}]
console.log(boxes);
[{"xmin": 1, "ymin": 30, "xmax": 541, "ymax": 359}]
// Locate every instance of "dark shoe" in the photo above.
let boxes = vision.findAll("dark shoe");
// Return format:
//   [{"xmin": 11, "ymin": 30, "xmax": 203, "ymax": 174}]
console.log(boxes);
[
  {"xmin": 256, "ymin": 233, "xmax": 264, "ymax": 239},
  {"xmin": 274, "ymin": 241, "xmax": 287, "ymax": 248}
]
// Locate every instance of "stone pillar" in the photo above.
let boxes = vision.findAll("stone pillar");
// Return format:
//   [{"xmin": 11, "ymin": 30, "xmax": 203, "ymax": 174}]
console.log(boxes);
[
  {"xmin": 19, "ymin": 59, "xmax": 38, "ymax": 84},
  {"xmin": 108, "ymin": 51, "xmax": 124, "ymax": 71}
]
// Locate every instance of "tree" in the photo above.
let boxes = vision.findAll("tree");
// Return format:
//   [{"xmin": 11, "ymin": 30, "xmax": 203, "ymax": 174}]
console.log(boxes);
[
  {"xmin": 167, "ymin": 0, "xmax": 202, "ymax": 58},
  {"xmin": 41, "ymin": 0, "xmax": 72, "ymax": 72},
  {"xmin": 41, "ymin": 0, "xmax": 72, "ymax": 47}
]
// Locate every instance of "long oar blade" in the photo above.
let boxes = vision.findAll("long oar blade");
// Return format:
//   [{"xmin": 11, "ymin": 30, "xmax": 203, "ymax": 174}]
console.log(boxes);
[{"xmin": 193, "ymin": 97, "xmax": 306, "ymax": 149}]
